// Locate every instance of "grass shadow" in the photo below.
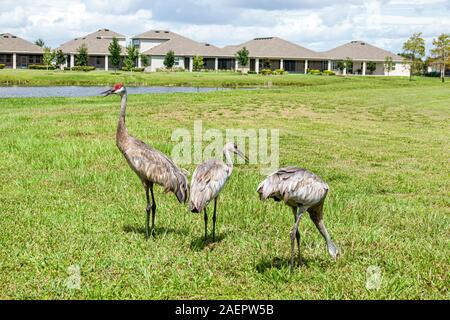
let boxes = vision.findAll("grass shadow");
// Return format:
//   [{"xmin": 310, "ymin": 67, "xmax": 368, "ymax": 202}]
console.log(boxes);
[
  {"xmin": 122, "ymin": 224, "xmax": 189, "ymax": 237},
  {"xmin": 189, "ymin": 233, "xmax": 227, "ymax": 251},
  {"xmin": 255, "ymin": 256, "xmax": 310, "ymax": 273}
]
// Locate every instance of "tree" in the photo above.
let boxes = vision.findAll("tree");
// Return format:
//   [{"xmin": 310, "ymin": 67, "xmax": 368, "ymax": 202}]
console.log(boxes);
[
  {"xmin": 163, "ymin": 50, "xmax": 175, "ymax": 69},
  {"xmin": 140, "ymin": 54, "xmax": 149, "ymax": 68},
  {"xmin": 343, "ymin": 57, "xmax": 353, "ymax": 74},
  {"xmin": 42, "ymin": 47, "xmax": 55, "ymax": 71},
  {"xmin": 75, "ymin": 44, "xmax": 88, "ymax": 66},
  {"xmin": 35, "ymin": 38, "xmax": 45, "ymax": 47},
  {"xmin": 336, "ymin": 61, "xmax": 345, "ymax": 73},
  {"xmin": 430, "ymin": 33, "xmax": 450, "ymax": 83},
  {"xmin": 55, "ymin": 49, "xmax": 66, "ymax": 70},
  {"xmin": 384, "ymin": 56, "xmax": 394, "ymax": 76},
  {"xmin": 234, "ymin": 47, "xmax": 249, "ymax": 70},
  {"xmin": 193, "ymin": 55, "xmax": 203, "ymax": 71},
  {"xmin": 108, "ymin": 37, "xmax": 122, "ymax": 73},
  {"xmin": 402, "ymin": 32, "xmax": 426, "ymax": 81},
  {"xmin": 124, "ymin": 44, "xmax": 139, "ymax": 72},
  {"xmin": 366, "ymin": 61, "xmax": 376, "ymax": 74}
]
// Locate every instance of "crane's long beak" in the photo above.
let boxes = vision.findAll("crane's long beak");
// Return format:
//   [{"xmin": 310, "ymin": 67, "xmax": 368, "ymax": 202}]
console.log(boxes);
[
  {"xmin": 101, "ymin": 88, "xmax": 114, "ymax": 96},
  {"xmin": 236, "ymin": 149, "xmax": 249, "ymax": 163}
]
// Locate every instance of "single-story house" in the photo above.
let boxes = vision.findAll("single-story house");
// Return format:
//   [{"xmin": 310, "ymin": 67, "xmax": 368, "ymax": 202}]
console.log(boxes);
[
  {"xmin": 57, "ymin": 29, "xmax": 127, "ymax": 70},
  {"xmin": 0, "ymin": 33, "xmax": 43, "ymax": 68},
  {"xmin": 222, "ymin": 36, "xmax": 327, "ymax": 73},
  {"xmin": 132, "ymin": 30, "xmax": 228, "ymax": 71},
  {"xmin": 322, "ymin": 40, "xmax": 408, "ymax": 76}
]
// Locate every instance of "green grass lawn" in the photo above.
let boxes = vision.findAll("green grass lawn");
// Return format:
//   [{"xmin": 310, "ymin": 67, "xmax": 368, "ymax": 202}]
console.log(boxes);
[{"xmin": 0, "ymin": 74, "xmax": 449, "ymax": 299}]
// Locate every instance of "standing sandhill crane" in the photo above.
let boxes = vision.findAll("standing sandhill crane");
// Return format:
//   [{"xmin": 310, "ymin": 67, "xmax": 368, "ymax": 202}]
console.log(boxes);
[
  {"xmin": 257, "ymin": 167, "xmax": 338, "ymax": 272},
  {"xmin": 102, "ymin": 83, "xmax": 189, "ymax": 238},
  {"xmin": 189, "ymin": 143, "xmax": 247, "ymax": 242}
]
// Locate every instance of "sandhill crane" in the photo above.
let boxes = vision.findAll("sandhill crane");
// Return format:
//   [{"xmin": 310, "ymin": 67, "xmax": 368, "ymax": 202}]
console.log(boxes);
[
  {"xmin": 189, "ymin": 143, "xmax": 247, "ymax": 242},
  {"xmin": 102, "ymin": 84, "xmax": 189, "ymax": 238},
  {"xmin": 257, "ymin": 166, "xmax": 338, "ymax": 272}
]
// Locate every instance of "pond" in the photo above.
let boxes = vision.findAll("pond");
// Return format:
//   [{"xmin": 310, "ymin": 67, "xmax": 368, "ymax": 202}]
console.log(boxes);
[{"xmin": 0, "ymin": 86, "xmax": 239, "ymax": 98}]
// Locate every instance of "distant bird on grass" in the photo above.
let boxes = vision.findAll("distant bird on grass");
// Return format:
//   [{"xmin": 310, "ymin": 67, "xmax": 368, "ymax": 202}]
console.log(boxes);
[
  {"xmin": 257, "ymin": 167, "xmax": 338, "ymax": 272},
  {"xmin": 189, "ymin": 143, "xmax": 248, "ymax": 242},
  {"xmin": 102, "ymin": 83, "xmax": 189, "ymax": 238}
]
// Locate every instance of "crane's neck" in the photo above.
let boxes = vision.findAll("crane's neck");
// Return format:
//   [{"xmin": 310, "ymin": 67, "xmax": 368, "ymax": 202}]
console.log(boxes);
[
  {"xmin": 223, "ymin": 149, "xmax": 234, "ymax": 175},
  {"xmin": 116, "ymin": 93, "xmax": 129, "ymax": 148}
]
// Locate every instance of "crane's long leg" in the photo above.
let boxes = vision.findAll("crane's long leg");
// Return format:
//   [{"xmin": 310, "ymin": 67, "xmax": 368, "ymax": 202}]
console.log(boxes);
[
  {"xmin": 292, "ymin": 207, "xmax": 301, "ymax": 266},
  {"xmin": 212, "ymin": 197, "xmax": 218, "ymax": 242},
  {"xmin": 149, "ymin": 182, "xmax": 156, "ymax": 238},
  {"xmin": 290, "ymin": 207, "xmax": 305, "ymax": 273},
  {"xmin": 145, "ymin": 184, "xmax": 151, "ymax": 239},
  {"xmin": 204, "ymin": 208, "xmax": 208, "ymax": 241},
  {"xmin": 309, "ymin": 202, "xmax": 338, "ymax": 260}
]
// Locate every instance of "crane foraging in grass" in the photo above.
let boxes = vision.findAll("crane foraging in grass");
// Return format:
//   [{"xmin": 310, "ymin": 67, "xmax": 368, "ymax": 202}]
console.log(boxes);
[
  {"xmin": 257, "ymin": 167, "xmax": 339, "ymax": 272},
  {"xmin": 189, "ymin": 143, "xmax": 248, "ymax": 242},
  {"xmin": 102, "ymin": 83, "xmax": 189, "ymax": 238}
]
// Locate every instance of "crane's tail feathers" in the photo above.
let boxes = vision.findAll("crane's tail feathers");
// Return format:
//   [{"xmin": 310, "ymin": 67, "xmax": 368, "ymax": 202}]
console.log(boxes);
[{"xmin": 175, "ymin": 170, "xmax": 189, "ymax": 204}]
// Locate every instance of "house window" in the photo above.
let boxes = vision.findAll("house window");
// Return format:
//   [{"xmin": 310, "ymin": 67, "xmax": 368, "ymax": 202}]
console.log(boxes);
[
  {"xmin": 96, "ymin": 57, "xmax": 101, "ymax": 65},
  {"xmin": 133, "ymin": 39, "xmax": 140, "ymax": 48},
  {"xmin": 6, "ymin": 55, "xmax": 11, "ymax": 63},
  {"xmin": 392, "ymin": 63, "xmax": 396, "ymax": 70},
  {"xmin": 174, "ymin": 57, "xmax": 180, "ymax": 66}
]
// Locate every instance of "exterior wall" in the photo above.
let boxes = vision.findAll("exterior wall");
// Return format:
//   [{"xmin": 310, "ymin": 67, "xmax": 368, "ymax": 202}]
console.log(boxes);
[
  {"xmin": 387, "ymin": 62, "xmax": 409, "ymax": 76},
  {"xmin": 0, "ymin": 53, "xmax": 13, "ymax": 68},
  {"xmin": 147, "ymin": 55, "xmax": 185, "ymax": 71},
  {"xmin": 135, "ymin": 39, "xmax": 168, "ymax": 53}
]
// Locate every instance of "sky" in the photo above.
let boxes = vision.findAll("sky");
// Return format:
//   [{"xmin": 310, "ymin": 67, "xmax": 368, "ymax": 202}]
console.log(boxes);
[{"xmin": 0, "ymin": 0, "xmax": 449, "ymax": 53}]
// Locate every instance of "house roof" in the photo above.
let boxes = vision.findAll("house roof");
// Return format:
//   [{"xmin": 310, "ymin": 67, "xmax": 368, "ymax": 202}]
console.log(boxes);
[
  {"xmin": 135, "ymin": 30, "xmax": 227, "ymax": 57},
  {"xmin": 222, "ymin": 37, "xmax": 323, "ymax": 60},
  {"xmin": 323, "ymin": 41, "xmax": 403, "ymax": 62},
  {"xmin": 0, "ymin": 33, "xmax": 44, "ymax": 54},
  {"xmin": 57, "ymin": 29, "xmax": 126, "ymax": 55}
]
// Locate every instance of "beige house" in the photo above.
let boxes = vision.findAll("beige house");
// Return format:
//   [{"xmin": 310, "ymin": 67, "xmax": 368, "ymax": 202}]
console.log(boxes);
[
  {"xmin": 222, "ymin": 36, "xmax": 327, "ymax": 73},
  {"xmin": 132, "ymin": 30, "xmax": 229, "ymax": 71},
  {"xmin": 0, "ymin": 33, "xmax": 43, "ymax": 68},
  {"xmin": 57, "ymin": 29, "xmax": 127, "ymax": 70},
  {"xmin": 323, "ymin": 40, "xmax": 407, "ymax": 76}
]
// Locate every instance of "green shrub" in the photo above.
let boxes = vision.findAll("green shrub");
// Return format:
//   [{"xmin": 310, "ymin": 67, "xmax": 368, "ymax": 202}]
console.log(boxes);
[
  {"xmin": 274, "ymin": 68, "xmax": 286, "ymax": 75},
  {"xmin": 71, "ymin": 66, "xmax": 96, "ymax": 72},
  {"xmin": 247, "ymin": 71, "xmax": 257, "ymax": 74},
  {"xmin": 260, "ymin": 69, "xmax": 272, "ymax": 75},
  {"xmin": 308, "ymin": 69, "xmax": 322, "ymax": 75},
  {"xmin": 424, "ymin": 71, "xmax": 440, "ymax": 77},
  {"xmin": 323, "ymin": 70, "xmax": 335, "ymax": 76},
  {"xmin": 28, "ymin": 64, "xmax": 56, "ymax": 70},
  {"xmin": 131, "ymin": 67, "xmax": 145, "ymax": 72},
  {"xmin": 0, "ymin": 64, "xmax": 5, "ymax": 69}
]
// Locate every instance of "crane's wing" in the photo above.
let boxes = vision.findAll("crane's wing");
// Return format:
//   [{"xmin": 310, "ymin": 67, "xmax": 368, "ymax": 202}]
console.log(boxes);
[
  {"xmin": 124, "ymin": 138, "xmax": 189, "ymax": 203},
  {"xmin": 257, "ymin": 166, "xmax": 328, "ymax": 207},
  {"xmin": 189, "ymin": 159, "xmax": 230, "ymax": 213}
]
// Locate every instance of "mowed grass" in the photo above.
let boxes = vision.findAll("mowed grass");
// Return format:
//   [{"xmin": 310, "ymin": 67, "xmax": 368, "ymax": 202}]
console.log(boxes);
[{"xmin": 0, "ymin": 76, "xmax": 449, "ymax": 299}]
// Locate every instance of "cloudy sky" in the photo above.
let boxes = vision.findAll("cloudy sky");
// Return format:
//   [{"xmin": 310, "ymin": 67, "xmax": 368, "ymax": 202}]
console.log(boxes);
[{"xmin": 1, "ymin": 0, "xmax": 449, "ymax": 53}]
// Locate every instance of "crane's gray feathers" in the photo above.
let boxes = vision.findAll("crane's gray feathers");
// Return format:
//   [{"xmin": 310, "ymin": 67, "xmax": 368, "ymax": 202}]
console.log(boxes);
[
  {"xmin": 257, "ymin": 166, "xmax": 329, "ymax": 208},
  {"xmin": 189, "ymin": 159, "xmax": 231, "ymax": 213},
  {"xmin": 121, "ymin": 136, "xmax": 189, "ymax": 203}
]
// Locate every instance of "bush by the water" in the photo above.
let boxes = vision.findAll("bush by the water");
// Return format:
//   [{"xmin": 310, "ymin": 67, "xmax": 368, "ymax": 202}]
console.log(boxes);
[
  {"xmin": 0, "ymin": 64, "xmax": 5, "ymax": 69},
  {"xmin": 308, "ymin": 69, "xmax": 322, "ymax": 75},
  {"xmin": 28, "ymin": 64, "xmax": 56, "ymax": 70},
  {"xmin": 260, "ymin": 69, "xmax": 272, "ymax": 75},
  {"xmin": 70, "ymin": 66, "xmax": 96, "ymax": 72},
  {"xmin": 323, "ymin": 70, "xmax": 336, "ymax": 76}
]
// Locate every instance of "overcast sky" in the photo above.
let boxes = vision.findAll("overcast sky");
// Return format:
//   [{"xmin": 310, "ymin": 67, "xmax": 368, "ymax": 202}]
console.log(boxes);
[{"xmin": 1, "ymin": 0, "xmax": 449, "ymax": 53}]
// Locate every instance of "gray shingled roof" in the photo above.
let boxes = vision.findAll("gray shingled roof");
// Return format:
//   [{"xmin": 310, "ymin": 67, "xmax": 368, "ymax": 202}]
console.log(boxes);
[
  {"xmin": 57, "ymin": 29, "xmax": 126, "ymax": 55},
  {"xmin": 0, "ymin": 33, "xmax": 44, "ymax": 54},
  {"xmin": 135, "ymin": 30, "xmax": 227, "ymax": 57},
  {"xmin": 222, "ymin": 37, "xmax": 324, "ymax": 59},
  {"xmin": 323, "ymin": 41, "xmax": 403, "ymax": 62}
]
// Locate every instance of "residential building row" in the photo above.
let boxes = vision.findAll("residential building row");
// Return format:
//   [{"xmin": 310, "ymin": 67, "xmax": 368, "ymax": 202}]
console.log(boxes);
[{"xmin": 0, "ymin": 28, "xmax": 409, "ymax": 76}]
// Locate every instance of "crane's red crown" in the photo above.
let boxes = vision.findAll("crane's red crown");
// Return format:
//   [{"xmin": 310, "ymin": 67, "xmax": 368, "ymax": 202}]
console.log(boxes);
[{"xmin": 114, "ymin": 83, "xmax": 124, "ymax": 91}]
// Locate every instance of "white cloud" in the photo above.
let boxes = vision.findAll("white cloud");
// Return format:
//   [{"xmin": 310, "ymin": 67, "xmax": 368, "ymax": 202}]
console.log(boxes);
[{"xmin": 0, "ymin": 0, "xmax": 448, "ymax": 54}]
